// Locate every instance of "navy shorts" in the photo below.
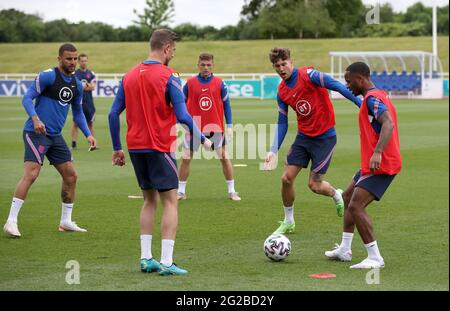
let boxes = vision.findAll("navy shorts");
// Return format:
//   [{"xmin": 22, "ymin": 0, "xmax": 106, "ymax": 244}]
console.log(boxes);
[
  {"xmin": 353, "ymin": 170, "xmax": 396, "ymax": 201},
  {"xmin": 82, "ymin": 101, "xmax": 96, "ymax": 123},
  {"xmin": 183, "ymin": 131, "xmax": 226, "ymax": 151},
  {"xmin": 23, "ymin": 131, "xmax": 72, "ymax": 166},
  {"xmin": 286, "ymin": 134, "xmax": 337, "ymax": 175},
  {"xmin": 129, "ymin": 152, "xmax": 179, "ymax": 191}
]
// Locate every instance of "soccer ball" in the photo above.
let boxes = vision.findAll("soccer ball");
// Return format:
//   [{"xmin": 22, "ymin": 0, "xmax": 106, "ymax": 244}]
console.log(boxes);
[{"xmin": 263, "ymin": 234, "xmax": 291, "ymax": 261}]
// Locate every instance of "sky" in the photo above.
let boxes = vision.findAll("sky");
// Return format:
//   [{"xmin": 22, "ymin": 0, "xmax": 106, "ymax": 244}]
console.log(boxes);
[{"xmin": 0, "ymin": 0, "xmax": 448, "ymax": 29}]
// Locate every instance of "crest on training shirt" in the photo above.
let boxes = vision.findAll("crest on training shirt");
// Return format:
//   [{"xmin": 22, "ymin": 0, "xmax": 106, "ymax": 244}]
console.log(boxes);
[
  {"xmin": 199, "ymin": 96, "xmax": 213, "ymax": 111},
  {"xmin": 295, "ymin": 100, "xmax": 311, "ymax": 116}
]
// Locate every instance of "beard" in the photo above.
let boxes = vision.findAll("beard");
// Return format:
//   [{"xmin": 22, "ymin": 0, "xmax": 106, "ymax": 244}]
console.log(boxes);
[{"xmin": 61, "ymin": 64, "xmax": 75, "ymax": 74}]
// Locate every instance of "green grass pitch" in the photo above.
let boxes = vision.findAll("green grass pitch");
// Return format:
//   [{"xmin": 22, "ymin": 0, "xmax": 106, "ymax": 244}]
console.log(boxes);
[{"xmin": 0, "ymin": 97, "xmax": 448, "ymax": 290}]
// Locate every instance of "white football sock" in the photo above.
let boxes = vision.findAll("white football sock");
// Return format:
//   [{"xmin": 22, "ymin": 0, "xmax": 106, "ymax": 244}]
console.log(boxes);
[
  {"xmin": 178, "ymin": 181, "xmax": 187, "ymax": 194},
  {"xmin": 365, "ymin": 241, "xmax": 382, "ymax": 260},
  {"xmin": 160, "ymin": 239, "xmax": 175, "ymax": 266},
  {"xmin": 61, "ymin": 203, "xmax": 73, "ymax": 223},
  {"xmin": 140, "ymin": 235, "xmax": 152, "ymax": 259},
  {"xmin": 332, "ymin": 188, "xmax": 342, "ymax": 202},
  {"xmin": 283, "ymin": 205, "xmax": 294, "ymax": 224},
  {"xmin": 340, "ymin": 232, "xmax": 354, "ymax": 251},
  {"xmin": 226, "ymin": 180, "xmax": 236, "ymax": 193},
  {"xmin": 7, "ymin": 197, "xmax": 24, "ymax": 223}
]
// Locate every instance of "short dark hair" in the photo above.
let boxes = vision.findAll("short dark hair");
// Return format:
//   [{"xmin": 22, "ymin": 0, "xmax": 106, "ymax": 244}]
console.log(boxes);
[
  {"xmin": 198, "ymin": 53, "xmax": 214, "ymax": 62},
  {"xmin": 150, "ymin": 29, "xmax": 179, "ymax": 51},
  {"xmin": 78, "ymin": 53, "xmax": 88, "ymax": 60},
  {"xmin": 346, "ymin": 62, "xmax": 371, "ymax": 77},
  {"xmin": 269, "ymin": 47, "xmax": 291, "ymax": 64},
  {"xmin": 59, "ymin": 43, "xmax": 77, "ymax": 56}
]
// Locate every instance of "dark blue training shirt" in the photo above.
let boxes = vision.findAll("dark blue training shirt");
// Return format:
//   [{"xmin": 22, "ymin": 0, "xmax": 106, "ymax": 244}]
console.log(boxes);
[
  {"xmin": 75, "ymin": 69, "xmax": 96, "ymax": 106},
  {"xmin": 22, "ymin": 68, "xmax": 90, "ymax": 137}
]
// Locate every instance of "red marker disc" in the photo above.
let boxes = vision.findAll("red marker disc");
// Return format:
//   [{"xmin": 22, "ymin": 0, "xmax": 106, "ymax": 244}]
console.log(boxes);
[{"xmin": 309, "ymin": 273, "xmax": 336, "ymax": 279}]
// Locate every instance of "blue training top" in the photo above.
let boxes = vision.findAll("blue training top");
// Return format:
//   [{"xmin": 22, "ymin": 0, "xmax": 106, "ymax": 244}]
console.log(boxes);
[
  {"xmin": 22, "ymin": 68, "xmax": 90, "ymax": 137},
  {"xmin": 75, "ymin": 68, "xmax": 96, "ymax": 106}
]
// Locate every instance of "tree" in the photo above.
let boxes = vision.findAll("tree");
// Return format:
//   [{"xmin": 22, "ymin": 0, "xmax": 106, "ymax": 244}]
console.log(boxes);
[
  {"xmin": 257, "ymin": 1, "xmax": 289, "ymax": 39},
  {"xmin": 325, "ymin": 0, "xmax": 364, "ymax": 37},
  {"xmin": 288, "ymin": 0, "xmax": 336, "ymax": 39},
  {"xmin": 217, "ymin": 25, "xmax": 240, "ymax": 40},
  {"xmin": 118, "ymin": 25, "xmax": 147, "ymax": 41},
  {"xmin": 240, "ymin": 0, "xmax": 272, "ymax": 21},
  {"xmin": 43, "ymin": 19, "xmax": 73, "ymax": 42},
  {"xmin": 437, "ymin": 5, "xmax": 449, "ymax": 35},
  {"xmin": 237, "ymin": 20, "xmax": 263, "ymax": 40},
  {"xmin": 379, "ymin": 3, "xmax": 395, "ymax": 23},
  {"xmin": 174, "ymin": 23, "xmax": 200, "ymax": 40},
  {"xmin": 0, "ymin": 9, "xmax": 44, "ymax": 42},
  {"xmin": 133, "ymin": 0, "xmax": 174, "ymax": 33}
]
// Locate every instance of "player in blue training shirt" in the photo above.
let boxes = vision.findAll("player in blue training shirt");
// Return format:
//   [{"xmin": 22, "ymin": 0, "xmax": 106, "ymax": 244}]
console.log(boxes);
[
  {"xmin": 71, "ymin": 53, "xmax": 97, "ymax": 150},
  {"xmin": 3, "ymin": 43, "xmax": 97, "ymax": 238}
]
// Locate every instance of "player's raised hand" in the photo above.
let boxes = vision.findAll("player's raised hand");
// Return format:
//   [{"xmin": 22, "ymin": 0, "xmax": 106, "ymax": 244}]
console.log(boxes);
[
  {"xmin": 264, "ymin": 151, "xmax": 277, "ymax": 171},
  {"xmin": 87, "ymin": 135, "xmax": 97, "ymax": 151},
  {"xmin": 202, "ymin": 138, "xmax": 213, "ymax": 151},
  {"xmin": 32, "ymin": 115, "xmax": 46, "ymax": 135},
  {"xmin": 112, "ymin": 150, "xmax": 125, "ymax": 166}
]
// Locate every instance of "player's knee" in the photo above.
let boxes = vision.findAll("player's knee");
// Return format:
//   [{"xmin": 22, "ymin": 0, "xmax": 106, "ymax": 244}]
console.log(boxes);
[
  {"xmin": 65, "ymin": 171, "xmax": 78, "ymax": 185},
  {"xmin": 24, "ymin": 169, "xmax": 40, "ymax": 184},
  {"xmin": 348, "ymin": 201, "xmax": 362, "ymax": 216},
  {"xmin": 342, "ymin": 191, "xmax": 351, "ymax": 205},
  {"xmin": 181, "ymin": 156, "xmax": 192, "ymax": 164},
  {"xmin": 281, "ymin": 174, "xmax": 294, "ymax": 186},
  {"xmin": 220, "ymin": 157, "xmax": 230, "ymax": 166},
  {"xmin": 308, "ymin": 181, "xmax": 321, "ymax": 193}
]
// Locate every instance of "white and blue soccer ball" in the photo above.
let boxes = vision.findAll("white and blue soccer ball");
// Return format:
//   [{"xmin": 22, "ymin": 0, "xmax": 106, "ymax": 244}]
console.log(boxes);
[{"xmin": 263, "ymin": 234, "xmax": 291, "ymax": 261}]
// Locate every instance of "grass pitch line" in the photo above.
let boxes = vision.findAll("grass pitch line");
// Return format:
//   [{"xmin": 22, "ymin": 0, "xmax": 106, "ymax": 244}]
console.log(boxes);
[
  {"xmin": 309, "ymin": 273, "xmax": 336, "ymax": 279},
  {"xmin": 233, "ymin": 164, "xmax": 248, "ymax": 167},
  {"xmin": 127, "ymin": 195, "xmax": 143, "ymax": 199}
]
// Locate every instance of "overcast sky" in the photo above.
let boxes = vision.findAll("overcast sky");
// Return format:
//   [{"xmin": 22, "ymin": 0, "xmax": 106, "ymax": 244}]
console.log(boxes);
[{"xmin": 0, "ymin": 0, "xmax": 448, "ymax": 28}]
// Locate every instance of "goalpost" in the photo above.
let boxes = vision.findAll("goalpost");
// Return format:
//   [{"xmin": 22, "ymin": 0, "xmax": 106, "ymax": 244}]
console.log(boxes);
[{"xmin": 329, "ymin": 51, "xmax": 444, "ymax": 99}]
